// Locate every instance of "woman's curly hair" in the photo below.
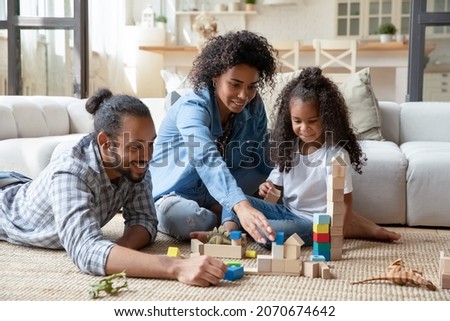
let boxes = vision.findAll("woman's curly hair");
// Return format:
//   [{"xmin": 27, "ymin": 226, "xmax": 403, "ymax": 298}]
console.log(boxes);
[
  {"xmin": 188, "ymin": 30, "xmax": 278, "ymax": 96},
  {"xmin": 270, "ymin": 67, "xmax": 366, "ymax": 174}
]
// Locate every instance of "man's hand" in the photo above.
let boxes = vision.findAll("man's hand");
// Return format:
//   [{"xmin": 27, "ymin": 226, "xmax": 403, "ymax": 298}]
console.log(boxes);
[
  {"xmin": 233, "ymin": 200, "xmax": 275, "ymax": 244},
  {"xmin": 174, "ymin": 255, "xmax": 227, "ymax": 287}
]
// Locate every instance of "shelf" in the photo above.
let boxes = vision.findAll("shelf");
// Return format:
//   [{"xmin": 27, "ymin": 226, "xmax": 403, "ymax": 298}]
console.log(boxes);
[{"xmin": 175, "ymin": 11, "xmax": 257, "ymax": 15}]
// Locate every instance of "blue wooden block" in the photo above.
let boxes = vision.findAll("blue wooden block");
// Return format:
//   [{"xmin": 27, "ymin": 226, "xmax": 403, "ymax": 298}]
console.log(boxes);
[
  {"xmin": 313, "ymin": 213, "xmax": 331, "ymax": 225},
  {"xmin": 312, "ymin": 249, "xmax": 330, "ymax": 261},
  {"xmin": 275, "ymin": 231, "xmax": 285, "ymax": 245},
  {"xmin": 224, "ymin": 266, "xmax": 244, "ymax": 281},
  {"xmin": 310, "ymin": 254, "xmax": 326, "ymax": 262},
  {"xmin": 229, "ymin": 230, "xmax": 242, "ymax": 240}
]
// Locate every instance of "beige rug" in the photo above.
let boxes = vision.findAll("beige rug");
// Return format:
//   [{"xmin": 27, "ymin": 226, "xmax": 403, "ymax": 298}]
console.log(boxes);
[{"xmin": 1, "ymin": 214, "xmax": 450, "ymax": 301}]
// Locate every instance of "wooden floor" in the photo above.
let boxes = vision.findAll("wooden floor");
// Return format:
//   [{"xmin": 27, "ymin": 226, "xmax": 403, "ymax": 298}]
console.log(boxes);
[{"xmin": 386, "ymin": 225, "xmax": 450, "ymax": 235}]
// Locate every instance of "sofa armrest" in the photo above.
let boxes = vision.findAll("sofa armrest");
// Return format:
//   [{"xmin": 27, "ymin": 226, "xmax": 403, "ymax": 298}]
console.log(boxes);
[{"xmin": 377, "ymin": 101, "xmax": 401, "ymax": 145}]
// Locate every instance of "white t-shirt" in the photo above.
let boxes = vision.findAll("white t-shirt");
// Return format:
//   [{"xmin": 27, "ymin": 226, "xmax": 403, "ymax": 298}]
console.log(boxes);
[{"xmin": 267, "ymin": 145, "xmax": 353, "ymax": 221}]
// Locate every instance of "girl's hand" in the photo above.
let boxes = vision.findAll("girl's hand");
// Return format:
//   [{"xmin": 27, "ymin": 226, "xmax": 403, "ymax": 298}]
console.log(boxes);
[{"xmin": 259, "ymin": 181, "xmax": 275, "ymax": 198}]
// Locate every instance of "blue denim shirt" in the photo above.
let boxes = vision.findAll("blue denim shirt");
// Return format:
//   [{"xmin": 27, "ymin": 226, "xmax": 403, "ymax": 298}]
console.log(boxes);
[{"xmin": 149, "ymin": 88, "xmax": 271, "ymax": 212}]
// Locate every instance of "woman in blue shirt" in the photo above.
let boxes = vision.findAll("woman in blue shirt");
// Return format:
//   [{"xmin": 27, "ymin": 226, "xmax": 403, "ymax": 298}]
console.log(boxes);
[{"xmin": 150, "ymin": 30, "xmax": 277, "ymax": 244}]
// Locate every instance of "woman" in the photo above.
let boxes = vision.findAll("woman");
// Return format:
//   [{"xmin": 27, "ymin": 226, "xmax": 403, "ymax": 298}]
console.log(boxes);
[{"xmin": 149, "ymin": 30, "xmax": 278, "ymax": 244}]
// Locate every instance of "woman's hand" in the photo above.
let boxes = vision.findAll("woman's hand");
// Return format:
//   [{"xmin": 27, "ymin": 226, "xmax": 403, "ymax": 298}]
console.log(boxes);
[{"xmin": 233, "ymin": 200, "xmax": 275, "ymax": 244}]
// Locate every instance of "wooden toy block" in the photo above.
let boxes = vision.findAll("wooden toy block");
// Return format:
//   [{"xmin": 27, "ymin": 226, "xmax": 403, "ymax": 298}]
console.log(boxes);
[
  {"xmin": 224, "ymin": 266, "xmax": 244, "ymax": 281},
  {"xmin": 327, "ymin": 201, "xmax": 345, "ymax": 215},
  {"xmin": 226, "ymin": 260, "xmax": 241, "ymax": 267},
  {"xmin": 271, "ymin": 259, "xmax": 285, "ymax": 273},
  {"xmin": 275, "ymin": 231, "xmax": 285, "ymax": 245},
  {"xmin": 330, "ymin": 213, "xmax": 345, "ymax": 226},
  {"xmin": 257, "ymin": 254, "xmax": 272, "ymax": 272},
  {"xmin": 330, "ymin": 236, "xmax": 343, "ymax": 249},
  {"xmin": 191, "ymin": 239, "xmax": 204, "ymax": 255},
  {"xmin": 330, "ymin": 226, "xmax": 344, "ymax": 236},
  {"xmin": 439, "ymin": 251, "xmax": 450, "ymax": 273},
  {"xmin": 313, "ymin": 213, "xmax": 331, "ymax": 225},
  {"xmin": 231, "ymin": 239, "xmax": 242, "ymax": 246},
  {"xmin": 327, "ymin": 187, "xmax": 344, "ymax": 202},
  {"xmin": 313, "ymin": 248, "xmax": 330, "ymax": 261},
  {"xmin": 330, "ymin": 176, "xmax": 345, "ymax": 189},
  {"xmin": 264, "ymin": 186, "xmax": 281, "ymax": 203},
  {"xmin": 167, "ymin": 247, "xmax": 181, "ymax": 257},
  {"xmin": 313, "ymin": 223, "xmax": 329, "ymax": 234},
  {"xmin": 310, "ymin": 254, "xmax": 326, "ymax": 262},
  {"xmin": 313, "ymin": 232, "xmax": 330, "ymax": 243},
  {"xmin": 245, "ymin": 249, "xmax": 257, "ymax": 258},
  {"xmin": 229, "ymin": 230, "xmax": 242, "ymax": 240},
  {"xmin": 440, "ymin": 273, "xmax": 450, "ymax": 289},
  {"xmin": 284, "ymin": 244, "xmax": 300, "ymax": 259},
  {"xmin": 319, "ymin": 262, "xmax": 332, "ymax": 279},
  {"xmin": 330, "ymin": 248, "xmax": 342, "ymax": 261},
  {"xmin": 331, "ymin": 158, "xmax": 346, "ymax": 177},
  {"xmin": 303, "ymin": 261, "xmax": 320, "ymax": 278},
  {"xmin": 285, "ymin": 259, "xmax": 301, "ymax": 274},
  {"xmin": 313, "ymin": 242, "xmax": 330, "ymax": 252},
  {"xmin": 285, "ymin": 233, "xmax": 305, "ymax": 247},
  {"xmin": 204, "ymin": 243, "xmax": 242, "ymax": 258},
  {"xmin": 271, "ymin": 243, "xmax": 284, "ymax": 259}
]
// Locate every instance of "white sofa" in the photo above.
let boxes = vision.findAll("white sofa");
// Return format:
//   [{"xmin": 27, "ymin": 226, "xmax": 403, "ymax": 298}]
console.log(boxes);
[{"xmin": 1, "ymin": 95, "xmax": 450, "ymax": 228}]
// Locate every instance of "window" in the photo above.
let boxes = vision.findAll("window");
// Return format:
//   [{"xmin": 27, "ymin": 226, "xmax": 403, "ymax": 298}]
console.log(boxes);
[
  {"xmin": 0, "ymin": 0, "xmax": 88, "ymax": 97},
  {"xmin": 336, "ymin": 0, "xmax": 410, "ymax": 38}
]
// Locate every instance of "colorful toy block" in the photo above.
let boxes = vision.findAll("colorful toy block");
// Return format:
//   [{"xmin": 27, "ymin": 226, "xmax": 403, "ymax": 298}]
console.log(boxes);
[
  {"xmin": 224, "ymin": 265, "xmax": 244, "ymax": 281},
  {"xmin": 167, "ymin": 246, "xmax": 181, "ymax": 258}
]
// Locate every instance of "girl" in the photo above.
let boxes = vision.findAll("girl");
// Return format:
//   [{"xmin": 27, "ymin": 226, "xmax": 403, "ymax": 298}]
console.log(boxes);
[{"xmin": 222, "ymin": 67, "xmax": 401, "ymax": 246}]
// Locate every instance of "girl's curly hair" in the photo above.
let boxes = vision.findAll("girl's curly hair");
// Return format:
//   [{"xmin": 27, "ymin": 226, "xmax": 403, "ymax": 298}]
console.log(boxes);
[
  {"xmin": 270, "ymin": 67, "xmax": 366, "ymax": 174},
  {"xmin": 188, "ymin": 30, "xmax": 278, "ymax": 96}
]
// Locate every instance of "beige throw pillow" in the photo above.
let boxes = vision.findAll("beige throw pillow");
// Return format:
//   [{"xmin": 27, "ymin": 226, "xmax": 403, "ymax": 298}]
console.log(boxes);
[{"xmin": 339, "ymin": 67, "xmax": 384, "ymax": 141}]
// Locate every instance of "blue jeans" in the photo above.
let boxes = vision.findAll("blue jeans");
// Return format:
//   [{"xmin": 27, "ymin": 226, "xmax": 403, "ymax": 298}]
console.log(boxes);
[{"xmin": 222, "ymin": 195, "xmax": 313, "ymax": 247}]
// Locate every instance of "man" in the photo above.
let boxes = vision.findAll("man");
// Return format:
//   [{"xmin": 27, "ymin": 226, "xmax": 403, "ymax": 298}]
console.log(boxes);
[{"xmin": 0, "ymin": 89, "xmax": 226, "ymax": 287}]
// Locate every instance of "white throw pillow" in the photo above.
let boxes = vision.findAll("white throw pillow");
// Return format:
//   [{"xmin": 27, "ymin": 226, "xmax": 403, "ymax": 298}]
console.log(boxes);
[
  {"xmin": 160, "ymin": 69, "xmax": 192, "ymax": 110},
  {"xmin": 339, "ymin": 67, "xmax": 384, "ymax": 141}
]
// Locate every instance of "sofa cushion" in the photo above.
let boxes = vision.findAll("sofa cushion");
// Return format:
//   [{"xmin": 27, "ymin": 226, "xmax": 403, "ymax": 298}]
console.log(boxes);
[
  {"xmin": 351, "ymin": 140, "xmax": 407, "ymax": 225},
  {"xmin": 401, "ymin": 141, "xmax": 450, "ymax": 227},
  {"xmin": 339, "ymin": 68, "xmax": 383, "ymax": 141},
  {"xmin": 400, "ymin": 102, "xmax": 450, "ymax": 144}
]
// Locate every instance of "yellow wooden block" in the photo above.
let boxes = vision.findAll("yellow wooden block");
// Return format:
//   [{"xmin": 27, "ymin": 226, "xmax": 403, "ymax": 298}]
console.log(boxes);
[
  {"xmin": 313, "ymin": 223, "xmax": 329, "ymax": 233},
  {"xmin": 167, "ymin": 246, "xmax": 181, "ymax": 257},
  {"xmin": 245, "ymin": 250, "xmax": 257, "ymax": 258}
]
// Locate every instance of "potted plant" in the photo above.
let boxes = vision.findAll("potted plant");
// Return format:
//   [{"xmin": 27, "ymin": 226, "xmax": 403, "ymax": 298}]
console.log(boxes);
[
  {"xmin": 155, "ymin": 15, "xmax": 167, "ymax": 29},
  {"xmin": 245, "ymin": 0, "xmax": 257, "ymax": 12},
  {"xmin": 378, "ymin": 22, "xmax": 397, "ymax": 43}
]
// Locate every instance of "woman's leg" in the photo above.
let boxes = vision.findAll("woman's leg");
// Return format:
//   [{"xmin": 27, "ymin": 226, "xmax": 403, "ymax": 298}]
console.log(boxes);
[{"xmin": 155, "ymin": 192, "xmax": 217, "ymax": 240}]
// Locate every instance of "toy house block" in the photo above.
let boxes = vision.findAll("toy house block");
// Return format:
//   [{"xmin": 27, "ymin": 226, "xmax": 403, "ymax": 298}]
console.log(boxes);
[
  {"xmin": 271, "ymin": 259, "xmax": 286, "ymax": 273},
  {"xmin": 275, "ymin": 231, "xmax": 285, "ymax": 245},
  {"xmin": 265, "ymin": 187, "xmax": 281, "ymax": 204},
  {"xmin": 285, "ymin": 233, "xmax": 305, "ymax": 247},
  {"xmin": 224, "ymin": 265, "xmax": 244, "ymax": 281},
  {"xmin": 313, "ymin": 223, "xmax": 329, "ymax": 234},
  {"xmin": 285, "ymin": 259, "xmax": 302, "ymax": 274},
  {"xmin": 303, "ymin": 261, "xmax": 320, "ymax": 278},
  {"xmin": 191, "ymin": 239, "xmax": 204, "ymax": 255},
  {"xmin": 327, "ymin": 187, "xmax": 344, "ymax": 202},
  {"xmin": 326, "ymin": 201, "xmax": 345, "ymax": 215},
  {"xmin": 256, "ymin": 254, "xmax": 272, "ymax": 273},
  {"xmin": 245, "ymin": 249, "xmax": 257, "ymax": 258},
  {"xmin": 167, "ymin": 247, "xmax": 181, "ymax": 258},
  {"xmin": 271, "ymin": 243, "xmax": 284, "ymax": 259},
  {"xmin": 313, "ymin": 232, "xmax": 330, "ymax": 243},
  {"xmin": 313, "ymin": 213, "xmax": 331, "ymax": 225},
  {"xmin": 319, "ymin": 262, "xmax": 332, "ymax": 279},
  {"xmin": 203, "ymin": 244, "xmax": 243, "ymax": 258},
  {"xmin": 285, "ymin": 244, "xmax": 300, "ymax": 259}
]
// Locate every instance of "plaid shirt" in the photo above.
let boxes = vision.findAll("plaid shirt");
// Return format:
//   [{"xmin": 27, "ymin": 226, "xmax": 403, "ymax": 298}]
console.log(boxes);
[{"xmin": 0, "ymin": 134, "xmax": 158, "ymax": 275}]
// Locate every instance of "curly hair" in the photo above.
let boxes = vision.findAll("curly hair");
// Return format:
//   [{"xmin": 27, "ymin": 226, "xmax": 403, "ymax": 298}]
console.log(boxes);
[
  {"xmin": 270, "ymin": 67, "xmax": 366, "ymax": 174},
  {"xmin": 188, "ymin": 30, "xmax": 278, "ymax": 97}
]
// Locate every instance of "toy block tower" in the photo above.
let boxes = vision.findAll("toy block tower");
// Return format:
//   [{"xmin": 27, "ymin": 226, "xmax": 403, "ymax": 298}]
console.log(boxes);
[
  {"xmin": 312, "ymin": 213, "xmax": 331, "ymax": 261},
  {"xmin": 327, "ymin": 155, "xmax": 346, "ymax": 260}
]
